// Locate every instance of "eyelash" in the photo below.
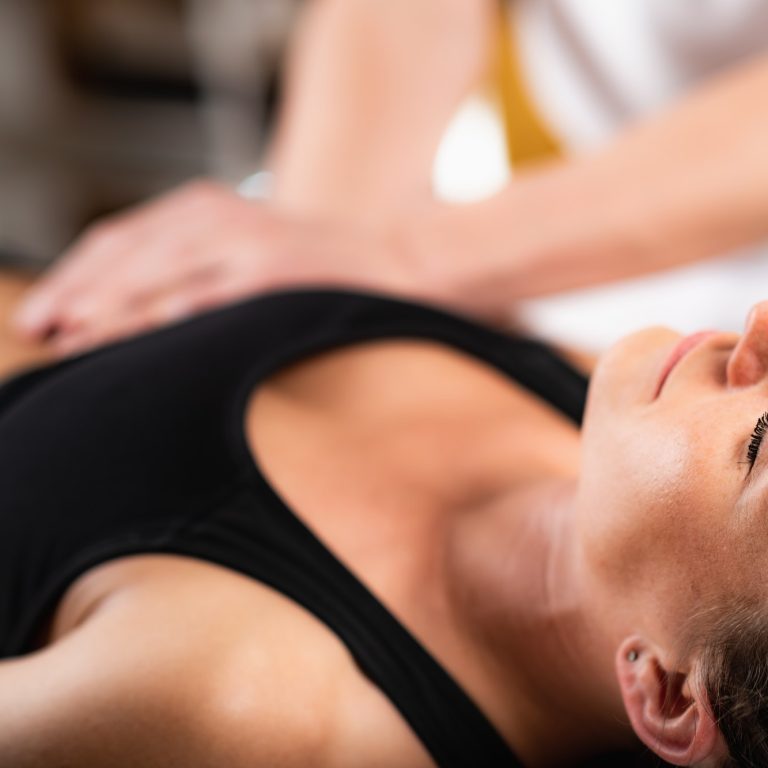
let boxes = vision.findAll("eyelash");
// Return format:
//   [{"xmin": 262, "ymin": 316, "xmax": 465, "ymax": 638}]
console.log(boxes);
[{"xmin": 746, "ymin": 412, "xmax": 768, "ymax": 470}]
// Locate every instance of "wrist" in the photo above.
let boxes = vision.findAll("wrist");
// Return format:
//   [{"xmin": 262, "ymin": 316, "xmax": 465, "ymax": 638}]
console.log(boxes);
[
  {"xmin": 388, "ymin": 202, "xmax": 468, "ymax": 307},
  {"xmin": 394, "ymin": 196, "xmax": 532, "ymax": 317}
]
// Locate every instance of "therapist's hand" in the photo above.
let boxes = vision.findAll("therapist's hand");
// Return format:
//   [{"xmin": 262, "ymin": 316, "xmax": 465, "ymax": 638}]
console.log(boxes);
[{"xmin": 12, "ymin": 181, "xmax": 414, "ymax": 355}]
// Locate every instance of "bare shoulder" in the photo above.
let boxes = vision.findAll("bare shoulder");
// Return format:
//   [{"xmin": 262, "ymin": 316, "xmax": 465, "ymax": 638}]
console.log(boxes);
[
  {"xmin": 1, "ymin": 555, "xmax": 434, "ymax": 768},
  {"xmin": 0, "ymin": 270, "xmax": 50, "ymax": 378}
]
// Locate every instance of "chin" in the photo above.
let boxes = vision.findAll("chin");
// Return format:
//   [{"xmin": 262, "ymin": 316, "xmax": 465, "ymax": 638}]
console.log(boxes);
[
  {"xmin": 593, "ymin": 327, "xmax": 681, "ymax": 406},
  {"xmin": 580, "ymin": 326, "xmax": 681, "ymax": 447}
]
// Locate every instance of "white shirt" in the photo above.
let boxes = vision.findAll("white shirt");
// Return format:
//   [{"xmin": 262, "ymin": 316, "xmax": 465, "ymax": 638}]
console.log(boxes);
[{"xmin": 434, "ymin": 0, "xmax": 768, "ymax": 351}]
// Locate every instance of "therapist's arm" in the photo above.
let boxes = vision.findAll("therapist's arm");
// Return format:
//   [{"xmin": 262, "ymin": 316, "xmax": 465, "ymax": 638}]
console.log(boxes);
[
  {"xmin": 269, "ymin": 0, "xmax": 495, "ymax": 224},
  {"xmin": 409, "ymin": 54, "xmax": 768, "ymax": 316}
]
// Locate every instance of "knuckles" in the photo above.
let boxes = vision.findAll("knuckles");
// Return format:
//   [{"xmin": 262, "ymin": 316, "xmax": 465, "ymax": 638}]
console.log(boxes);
[{"xmin": 76, "ymin": 218, "xmax": 129, "ymax": 255}]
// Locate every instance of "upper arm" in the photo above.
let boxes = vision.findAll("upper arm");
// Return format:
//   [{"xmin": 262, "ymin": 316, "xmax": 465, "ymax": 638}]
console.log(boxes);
[
  {"xmin": 0, "ymin": 271, "xmax": 51, "ymax": 380},
  {"xmin": 0, "ymin": 584, "xmax": 333, "ymax": 768},
  {"xmin": 0, "ymin": 586, "xmax": 265, "ymax": 768},
  {"xmin": 272, "ymin": 0, "xmax": 497, "ymax": 220},
  {"xmin": 0, "ymin": 612, "xmax": 202, "ymax": 767}
]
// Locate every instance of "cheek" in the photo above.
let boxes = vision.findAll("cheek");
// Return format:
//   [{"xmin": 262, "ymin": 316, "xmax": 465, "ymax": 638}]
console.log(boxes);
[
  {"xmin": 579, "ymin": 336, "xmax": 767, "ymax": 631},
  {"xmin": 577, "ymin": 413, "xmax": 721, "ymax": 595}
]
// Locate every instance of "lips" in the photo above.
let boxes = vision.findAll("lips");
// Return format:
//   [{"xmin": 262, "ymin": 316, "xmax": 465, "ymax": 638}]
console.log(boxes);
[{"xmin": 654, "ymin": 331, "xmax": 717, "ymax": 398}]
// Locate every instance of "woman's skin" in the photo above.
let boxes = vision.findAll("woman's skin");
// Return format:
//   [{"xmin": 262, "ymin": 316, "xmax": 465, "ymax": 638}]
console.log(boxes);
[
  {"xmin": 11, "ymin": 0, "xmax": 768, "ymax": 353},
  {"xmin": 4, "ymin": 290, "xmax": 768, "ymax": 765},
  {"xmin": 0, "ymin": 271, "xmax": 50, "ymax": 376}
]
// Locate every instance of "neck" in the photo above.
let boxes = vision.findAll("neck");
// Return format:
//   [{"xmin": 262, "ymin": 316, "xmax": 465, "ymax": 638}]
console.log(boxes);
[{"xmin": 449, "ymin": 477, "xmax": 638, "ymax": 766}]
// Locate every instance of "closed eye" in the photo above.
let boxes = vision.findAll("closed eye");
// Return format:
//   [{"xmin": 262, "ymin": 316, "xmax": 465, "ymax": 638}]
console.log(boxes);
[{"xmin": 746, "ymin": 411, "xmax": 768, "ymax": 473}]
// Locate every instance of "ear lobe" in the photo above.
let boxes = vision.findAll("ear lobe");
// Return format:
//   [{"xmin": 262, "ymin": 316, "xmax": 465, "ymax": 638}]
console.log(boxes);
[{"xmin": 615, "ymin": 637, "xmax": 727, "ymax": 767}]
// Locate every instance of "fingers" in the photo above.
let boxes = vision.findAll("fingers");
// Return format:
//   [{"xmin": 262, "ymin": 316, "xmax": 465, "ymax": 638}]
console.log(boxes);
[
  {"xmin": 50, "ymin": 269, "xmax": 252, "ymax": 357},
  {"xmin": 9, "ymin": 178, "xmax": 387, "ymax": 358},
  {"xmin": 13, "ymin": 219, "xmax": 132, "ymax": 338},
  {"xmin": 12, "ymin": 180, "xmax": 239, "ymax": 340},
  {"xmin": 52, "ymin": 235, "xmax": 213, "ymax": 328}
]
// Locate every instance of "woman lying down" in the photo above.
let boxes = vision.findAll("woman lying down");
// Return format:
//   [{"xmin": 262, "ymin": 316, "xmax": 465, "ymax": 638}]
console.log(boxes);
[{"xmin": 0, "ymin": 286, "xmax": 764, "ymax": 768}]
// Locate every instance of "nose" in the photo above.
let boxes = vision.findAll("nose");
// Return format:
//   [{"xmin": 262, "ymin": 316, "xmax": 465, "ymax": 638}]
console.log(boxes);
[{"xmin": 726, "ymin": 301, "xmax": 768, "ymax": 387}]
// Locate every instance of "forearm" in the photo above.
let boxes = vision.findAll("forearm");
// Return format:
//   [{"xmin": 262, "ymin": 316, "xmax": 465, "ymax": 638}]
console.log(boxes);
[
  {"xmin": 413, "ymin": 54, "xmax": 768, "ymax": 316},
  {"xmin": 268, "ymin": 0, "xmax": 494, "ymax": 226}
]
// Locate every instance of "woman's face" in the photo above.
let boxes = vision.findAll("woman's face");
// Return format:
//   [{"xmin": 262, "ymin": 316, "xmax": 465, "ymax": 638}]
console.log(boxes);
[{"xmin": 578, "ymin": 301, "xmax": 768, "ymax": 641}]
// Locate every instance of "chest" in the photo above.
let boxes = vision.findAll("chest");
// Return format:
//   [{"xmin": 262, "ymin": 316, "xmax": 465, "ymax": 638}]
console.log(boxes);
[{"xmin": 246, "ymin": 339, "xmax": 579, "ymax": 618}]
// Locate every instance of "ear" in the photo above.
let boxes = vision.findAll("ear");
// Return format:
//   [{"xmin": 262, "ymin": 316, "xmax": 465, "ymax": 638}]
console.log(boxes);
[{"xmin": 615, "ymin": 637, "xmax": 727, "ymax": 767}]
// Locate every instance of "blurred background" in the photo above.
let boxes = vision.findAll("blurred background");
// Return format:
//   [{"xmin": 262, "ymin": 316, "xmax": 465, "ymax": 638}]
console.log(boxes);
[{"xmin": 0, "ymin": 0, "xmax": 299, "ymax": 267}]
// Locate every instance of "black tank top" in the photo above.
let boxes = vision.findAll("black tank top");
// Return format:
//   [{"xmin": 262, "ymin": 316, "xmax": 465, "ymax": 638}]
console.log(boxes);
[{"xmin": 0, "ymin": 290, "xmax": 588, "ymax": 767}]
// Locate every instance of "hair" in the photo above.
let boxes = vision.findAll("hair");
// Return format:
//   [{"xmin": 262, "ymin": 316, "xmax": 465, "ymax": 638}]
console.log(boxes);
[{"xmin": 698, "ymin": 600, "xmax": 768, "ymax": 767}]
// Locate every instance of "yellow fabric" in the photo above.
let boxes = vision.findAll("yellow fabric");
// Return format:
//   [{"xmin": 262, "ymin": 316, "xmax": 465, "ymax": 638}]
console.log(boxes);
[{"xmin": 495, "ymin": 1, "xmax": 562, "ymax": 169}]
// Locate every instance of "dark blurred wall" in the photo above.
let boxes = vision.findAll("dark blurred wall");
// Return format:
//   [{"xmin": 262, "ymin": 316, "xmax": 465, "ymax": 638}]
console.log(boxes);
[{"xmin": 0, "ymin": 0, "xmax": 299, "ymax": 267}]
